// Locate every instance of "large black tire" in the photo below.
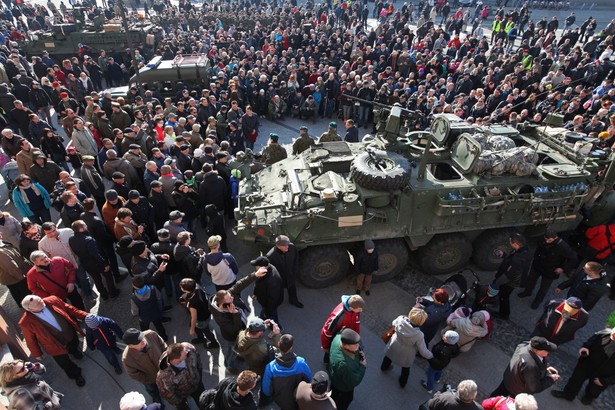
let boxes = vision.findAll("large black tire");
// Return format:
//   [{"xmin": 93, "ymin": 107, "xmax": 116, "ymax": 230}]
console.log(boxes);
[
  {"xmin": 372, "ymin": 239, "xmax": 409, "ymax": 283},
  {"xmin": 472, "ymin": 228, "xmax": 520, "ymax": 271},
  {"xmin": 298, "ymin": 245, "xmax": 350, "ymax": 288},
  {"xmin": 419, "ymin": 234, "xmax": 472, "ymax": 275},
  {"xmin": 350, "ymin": 150, "xmax": 411, "ymax": 191}
]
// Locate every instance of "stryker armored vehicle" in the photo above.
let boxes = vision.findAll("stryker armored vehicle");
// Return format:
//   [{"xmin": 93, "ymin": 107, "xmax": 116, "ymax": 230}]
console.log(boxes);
[
  {"xmin": 22, "ymin": 9, "xmax": 161, "ymax": 58},
  {"xmin": 234, "ymin": 106, "xmax": 615, "ymax": 288}
]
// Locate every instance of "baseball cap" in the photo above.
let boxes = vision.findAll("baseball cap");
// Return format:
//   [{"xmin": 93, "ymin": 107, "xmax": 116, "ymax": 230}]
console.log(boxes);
[
  {"xmin": 250, "ymin": 256, "xmax": 270, "ymax": 267},
  {"xmin": 248, "ymin": 317, "xmax": 267, "ymax": 332},
  {"xmin": 311, "ymin": 371, "xmax": 330, "ymax": 395}
]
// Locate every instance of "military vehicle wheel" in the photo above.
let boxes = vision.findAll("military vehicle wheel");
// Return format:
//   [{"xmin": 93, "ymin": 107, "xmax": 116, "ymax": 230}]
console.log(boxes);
[
  {"xmin": 472, "ymin": 229, "xmax": 519, "ymax": 271},
  {"xmin": 350, "ymin": 150, "xmax": 411, "ymax": 191},
  {"xmin": 419, "ymin": 234, "xmax": 472, "ymax": 275},
  {"xmin": 298, "ymin": 245, "xmax": 350, "ymax": 288},
  {"xmin": 372, "ymin": 239, "xmax": 409, "ymax": 283}
]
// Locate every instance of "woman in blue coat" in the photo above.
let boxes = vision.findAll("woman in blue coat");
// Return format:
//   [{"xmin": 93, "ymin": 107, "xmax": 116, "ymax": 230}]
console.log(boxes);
[{"xmin": 11, "ymin": 174, "xmax": 52, "ymax": 224}]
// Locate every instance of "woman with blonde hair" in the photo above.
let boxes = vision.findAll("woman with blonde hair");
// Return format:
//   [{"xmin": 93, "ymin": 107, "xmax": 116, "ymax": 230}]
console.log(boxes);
[
  {"xmin": 0, "ymin": 359, "xmax": 63, "ymax": 409},
  {"xmin": 381, "ymin": 307, "xmax": 433, "ymax": 388}
]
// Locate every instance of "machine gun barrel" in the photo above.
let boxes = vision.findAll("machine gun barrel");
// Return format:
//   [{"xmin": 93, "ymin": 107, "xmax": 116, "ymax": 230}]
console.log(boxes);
[{"xmin": 345, "ymin": 95, "xmax": 423, "ymax": 120}]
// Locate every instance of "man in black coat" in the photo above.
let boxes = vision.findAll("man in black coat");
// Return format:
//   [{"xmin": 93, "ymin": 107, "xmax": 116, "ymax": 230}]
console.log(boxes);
[
  {"xmin": 69, "ymin": 220, "xmax": 118, "ymax": 300},
  {"xmin": 552, "ymin": 327, "xmax": 615, "ymax": 405},
  {"xmin": 148, "ymin": 181, "xmax": 170, "ymax": 231},
  {"xmin": 493, "ymin": 233, "xmax": 534, "ymax": 320},
  {"xmin": 150, "ymin": 229, "xmax": 179, "ymax": 299},
  {"xmin": 80, "ymin": 198, "xmax": 124, "ymax": 282},
  {"xmin": 266, "ymin": 235, "xmax": 303, "ymax": 309},
  {"xmin": 491, "ymin": 336, "xmax": 560, "ymax": 397},
  {"xmin": 125, "ymin": 190, "xmax": 156, "ymax": 243},
  {"xmin": 80, "ymin": 156, "xmax": 106, "ymax": 211},
  {"xmin": 555, "ymin": 261, "xmax": 610, "ymax": 311},
  {"xmin": 250, "ymin": 256, "xmax": 284, "ymax": 327},
  {"xmin": 198, "ymin": 164, "xmax": 228, "ymax": 224},
  {"xmin": 519, "ymin": 231, "xmax": 578, "ymax": 309}
]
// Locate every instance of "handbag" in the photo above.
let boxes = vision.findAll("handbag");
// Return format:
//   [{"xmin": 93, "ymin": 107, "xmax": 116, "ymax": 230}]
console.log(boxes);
[{"xmin": 381, "ymin": 326, "xmax": 395, "ymax": 344}]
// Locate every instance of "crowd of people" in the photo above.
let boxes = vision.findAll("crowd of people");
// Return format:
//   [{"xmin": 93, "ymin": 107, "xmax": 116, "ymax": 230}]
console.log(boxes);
[{"xmin": 0, "ymin": 0, "xmax": 615, "ymax": 408}]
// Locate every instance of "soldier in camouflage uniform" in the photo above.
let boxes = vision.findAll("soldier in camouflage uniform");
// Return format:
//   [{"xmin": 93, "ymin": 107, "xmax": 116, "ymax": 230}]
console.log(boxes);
[
  {"xmin": 317, "ymin": 122, "xmax": 342, "ymax": 143},
  {"xmin": 292, "ymin": 126, "xmax": 315, "ymax": 155},
  {"xmin": 261, "ymin": 133, "xmax": 288, "ymax": 165}
]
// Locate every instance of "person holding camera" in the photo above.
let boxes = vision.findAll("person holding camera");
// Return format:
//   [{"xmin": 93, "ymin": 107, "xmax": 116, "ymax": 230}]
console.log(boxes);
[
  {"xmin": 210, "ymin": 266, "xmax": 268, "ymax": 373},
  {"xmin": 236, "ymin": 317, "xmax": 282, "ymax": 377},
  {"xmin": 0, "ymin": 359, "xmax": 63, "ymax": 409}
]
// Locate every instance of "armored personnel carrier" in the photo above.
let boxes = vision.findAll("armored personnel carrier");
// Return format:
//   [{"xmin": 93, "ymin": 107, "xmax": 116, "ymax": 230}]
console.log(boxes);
[
  {"xmin": 21, "ymin": 9, "xmax": 160, "ymax": 58},
  {"xmin": 234, "ymin": 107, "xmax": 615, "ymax": 288}
]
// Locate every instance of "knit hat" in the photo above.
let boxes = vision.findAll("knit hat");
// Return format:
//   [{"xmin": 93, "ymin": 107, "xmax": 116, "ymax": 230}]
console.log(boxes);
[
  {"xmin": 130, "ymin": 241, "xmax": 147, "ymax": 256},
  {"xmin": 105, "ymin": 189, "xmax": 118, "ymax": 201},
  {"xmin": 60, "ymin": 92, "xmax": 68, "ymax": 98},
  {"xmin": 486, "ymin": 283, "xmax": 499, "ymax": 297},
  {"xmin": 443, "ymin": 330, "xmax": 460, "ymax": 345},
  {"xmin": 84, "ymin": 314, "xmax": 100, "ymax": 329},
  {"xmin": 364, "ymin": 240, "xmax": 375, "ymax": 250}
]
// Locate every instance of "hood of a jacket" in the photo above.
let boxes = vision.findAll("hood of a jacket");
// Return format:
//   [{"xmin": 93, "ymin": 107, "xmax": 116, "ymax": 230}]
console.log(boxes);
[
  {"xmin": 132, "ymin": 285, "xmax": 152, "ymax": 302},
  {"xmin": 394, "ymin": 315, "xmax": 420, "ymax": 338},
  {"xmin": 32, "ymin": 150, "xmax": 46, "ymax": 162},
  {"xmin": 158, "ymin": 350, "xmax": 170, "ymax": 371},
  {"xmin": 221, "ymin": 380, "xmax": 253, "ymax": 410},
  {"xmin": 204, "ymin": 251, "xmax": 224, "ymax": 266},
  {"xmin": 341, "ymin": 294, "xmax": 351, "ymax": 312},
  {"xmin": 273, "ymin": 351, "xmax": 297, "ymax": 369},
  {"xmin": 236, "ymin": 330, "xmax": 262, "ymax": 352}
]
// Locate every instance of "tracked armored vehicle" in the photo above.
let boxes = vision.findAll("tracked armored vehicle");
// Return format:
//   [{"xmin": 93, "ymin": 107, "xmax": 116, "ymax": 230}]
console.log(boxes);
[{"xmin": 234, "ymin": 107, "xmax": 615, "ymax": 288}]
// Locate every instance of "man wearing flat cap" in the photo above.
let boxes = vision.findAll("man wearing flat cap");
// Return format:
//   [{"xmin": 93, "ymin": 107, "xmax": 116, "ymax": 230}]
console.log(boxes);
[
  {"xmin": 122, "ymin": 328, "xmax": 167, "ymax": 404},
  {"xmin": 123, "ymin": 143, "xmax": 148, "ymax": 179},
  {"xmin": 266, "ymin": 235, "xmax": 303, "ymax": 308},
  {"xmin": 491, "ymin": 336, "xmax": 560, "ymax": 397},
  {"xmin": 531, "ymin": 297, "xmax": 589, "ymax": 346},
  {"xmin": 261, "ymin": 133, "xmax": 287, "ymax": 165},
  {"xmin": 328, "ymin": 328, "xmax": 366, "ymax": 410},
  {"xmin": 318, "ymin": 122, "xmax": 342, "ymax": 143},
  {"xmin": 251, "ymin": 256, "xmax": 284, "ymax": 325}
]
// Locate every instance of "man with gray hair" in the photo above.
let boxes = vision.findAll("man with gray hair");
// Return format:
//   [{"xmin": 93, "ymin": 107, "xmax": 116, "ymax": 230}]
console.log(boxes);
[
  {"xmin": 426, "ymin": 379, "xmax": 482, "ymax": 409},
  {"xmin": 18, "ymin": 295, "xmax": 88, "ymax": 386}
]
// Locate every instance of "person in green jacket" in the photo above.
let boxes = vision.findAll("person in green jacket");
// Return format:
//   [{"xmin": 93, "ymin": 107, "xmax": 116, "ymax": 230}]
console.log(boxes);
[{"xmin": 328, "ymin": 328, "xmax": 366, "ymax": 410}]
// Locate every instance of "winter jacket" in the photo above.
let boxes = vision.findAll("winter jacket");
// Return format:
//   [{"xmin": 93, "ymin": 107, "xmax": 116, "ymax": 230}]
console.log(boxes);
[
  {"xmin": 354, "ymin": 248, "xmax": 379, "ymax": 275},
  {"xmin": 40, "ymin": 135, "xmax": 66, "ymax": 165},
  {"xmin": 69, "ymin": 231, "xmax": 108, "ymax": 274},
  {"xmin": 236, "ymin": 329, "xmax": 282, "ymax": 376},
  {"xmin": 420, "ymin": 300, "xmax": 452, "ymax": 344},
  {"xmin": 198, "ymin": 171, "xmax": 228, "ymax": 212},
  {"xmin": 266, "ymin": 244, "xmax": 299, "ymax": 288},
  {"xmin": 26, "ymin": 257, "xmax": 76, "ymax": 300},
  {"xmin": 532, "ymin": 300, "xmax": 589, "ymax": 345},
  {"xmin": 532, "ymin": 237, "xmax": 577, "ymax": 278},
  {"xmin": 202, "ymin": 251, "xmax": 238, "ymax": 286},
  {"xmin": 86, "ymin": 316, "xmax": 123, "ymax": 351},
  {"xmin": 149, "ymin": 190, "xmax": 170, "ymax": 229},
  {"xmin": 214, "ymin": 377, "xmax": 257, "ymax": 410},
  {"xmin": 122, "ymin": 330, "xmax": 167, "ymax": 385},
  {"xmin": 0, "ymin": 212, "xmax": 23, "ymax": 247},
  {"xmin": 328, "ymin": 333, "xmax": 366, "ymax": 392},
  {"xmin": 102, "ymin": 157, "xmax": 141, "ymax": 187},
  {"xmin": 1, "ymin": 369, "xmax": 62, "ymax": 410},
  {"xmin": 557, "ymin": 268, "xmax": 610, "ymax": 311},
  {"xmin": 321, "ymin": 295, "xmax": 361, "ymax": 350},
  {"xmin": 384, "ymin": 315, "xmax": 433, "ymax": 368},
  {"xmin": 253, "ymin": 265, "xmax": 284, "ymax": 311},
  {"xmin": 262, "ymin": 352, "xmax": 312, "ymax": 410},
  {"xmin": 427, "ymin": 391, "xmax": 483, "ymax": 410},
  {"xmin": 101, "ymin": 197, "xmax": 126, "ymax": 232},
  {"xmin": 0, "ymin": 242, "xmax": 30, "ymax": 286},
  {"xmin": 19, "ymin": 295, "xmax": 87, "ymax": 357},
  {"xmin": 575, "ymin": 329, "xmax": 615, "ymax": 386},
  {"xmin": 482, "ymin": 396, "xmax": 515, "ymax": 410},
  {"xmin": 428, "ymin": 340, "xmax": 460, "ymax": 371},
  {"xmin": 156, "ymin": 343, "xmax": 202, "ymax": 406},
  {"xmin": 209, "ymin": 273, "xmax": 256, "ymax": 342},
  {"xmin": 584, "ymin": 224, "xmax": 615, "ymax": 259},
  {"xmin": 502, "ymin": 341, "xmax": 554, "ymax": 395},
  {"xmin": 130, "ymin": 285, "xmax": 163, "ymax": 323},
  {"xmin": 494, "ymin": 245, "xmax": 533, "ymax": 288},
  {"xmin": 12, "ymin": 183, "xmax": 51, "ymax": 219},
  {"xmin": 71, "ymin": 127, "xmax": 98, "ymax": 156},
  {"xmin": 29, "ymin": 152, "xmax": 61, "ymax": 193},
  {"xmin": 174, "ymin": 244, "xmax": 200, "ymax": 279}
]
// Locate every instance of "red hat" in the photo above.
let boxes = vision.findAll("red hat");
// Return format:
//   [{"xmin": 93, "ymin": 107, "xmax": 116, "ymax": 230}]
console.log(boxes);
[
  {"xmin": 67, "ymin": 146, "xmax": 75, "ymax": 151},
  {"xmin": 52, "ymin": 81, "xmax": 59, "ymax": 87},
  {"xmin": 60, "ymin": 92, "xmax": 68, "ymax": 98}
]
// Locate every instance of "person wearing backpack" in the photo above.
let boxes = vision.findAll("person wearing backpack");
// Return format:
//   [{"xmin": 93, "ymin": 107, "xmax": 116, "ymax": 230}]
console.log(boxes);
[
  {"xmin": 421, "ymin": 330, "xmax": 460, "ymax": 394},
  {"xmin": 130, "ymin": 276, "xmax": 169, "ymax": 342},
  {"xmin": 199, "ymin": 370, "xmax": 259, "ymax": 410}
]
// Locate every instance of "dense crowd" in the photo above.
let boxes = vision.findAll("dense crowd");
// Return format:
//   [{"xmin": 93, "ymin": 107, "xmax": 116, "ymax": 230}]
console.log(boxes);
[{"xmin": 1, "ymin": 0, "xmax": 615, "ymax": 409}]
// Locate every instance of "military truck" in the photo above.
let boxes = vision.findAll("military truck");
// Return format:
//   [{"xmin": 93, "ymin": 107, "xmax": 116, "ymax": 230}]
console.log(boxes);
[
  {"xmin": 233, "ymin": 107, "xmax": 615, "ymax": 288},
  {"xmin": 22, "ymin": 8, "xmax": 161, "ymax": 58}
]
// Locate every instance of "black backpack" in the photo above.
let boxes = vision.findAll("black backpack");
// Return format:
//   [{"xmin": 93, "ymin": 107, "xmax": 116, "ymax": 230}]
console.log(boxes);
[{"xmin": 199, "ymin": 377, "xmax": 234, "ymax": 410}]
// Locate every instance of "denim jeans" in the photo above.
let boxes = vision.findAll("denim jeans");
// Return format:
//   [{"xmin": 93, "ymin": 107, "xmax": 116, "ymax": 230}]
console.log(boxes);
[
  {"xmin": 426, "ymin": 366, "xmax": 443, "ymax": 390},
  {"xmin": 75, "ymin": 267, "xmax": 94, "ymax": 298},
  {"xmin": 98, "ymin": 347, "xmax": 120, "ymax": 368},
  {"xmin": 357, "ymin": 106, "xmax": 370, "ymax": 126},
  {"xmin": 220, "ymin": 337, "xmax": 238, "ymax": 369}
]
